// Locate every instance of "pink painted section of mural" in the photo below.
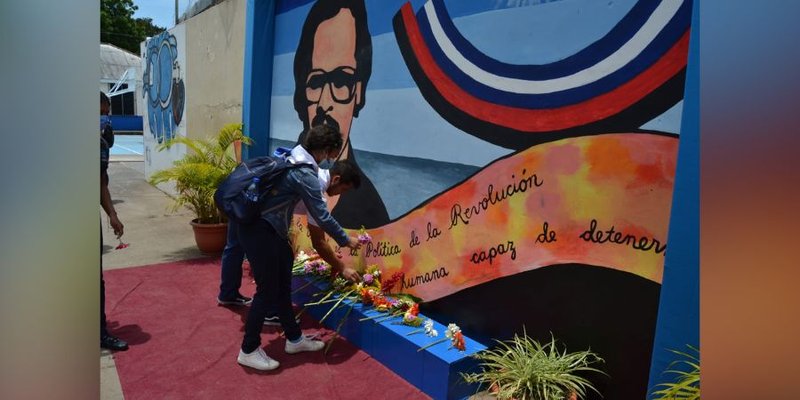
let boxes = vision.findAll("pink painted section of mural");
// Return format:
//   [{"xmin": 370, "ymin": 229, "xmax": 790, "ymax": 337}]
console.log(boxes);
[{"xmin": 292, "ymin": 133, "xmax": 677, "ymax": 301}]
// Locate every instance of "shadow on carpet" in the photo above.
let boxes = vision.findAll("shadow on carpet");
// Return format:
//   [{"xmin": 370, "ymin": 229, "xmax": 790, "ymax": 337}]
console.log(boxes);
[{"xmin": 105, "ymin": 257, "xmax": 430, "ymax": 400}]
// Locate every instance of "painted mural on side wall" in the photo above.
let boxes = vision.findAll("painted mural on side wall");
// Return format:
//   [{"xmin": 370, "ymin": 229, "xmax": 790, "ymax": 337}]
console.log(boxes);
[
  {"xmin": 143, "ymin": 31, "xmax": 186, "ymax": 144},
  {"xmin": 271, "ymin": 0, "xmax": 690, "ymax": 398},
  {"xmin": 140, "ymin": 26, "xmax": 188, "ymax": 191}
]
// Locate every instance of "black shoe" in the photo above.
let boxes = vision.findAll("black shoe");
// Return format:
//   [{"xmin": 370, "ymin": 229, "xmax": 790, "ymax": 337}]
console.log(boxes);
[
  {"xmin": 101, "ymin": 334, "xmax": 129, "ymax": 351},
  {"xmin": 263, "ymin": 314, "xmax": 301, "ymax": 326},
  {"xmin": 217, "ymin": 293, "xmax": 253, "ymax": 306}
]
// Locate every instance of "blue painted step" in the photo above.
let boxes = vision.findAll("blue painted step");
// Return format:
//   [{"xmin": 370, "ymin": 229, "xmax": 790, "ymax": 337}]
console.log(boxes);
[{"xmin": 293, "ymin": 276, "xmax": 487, "ymax": 400}]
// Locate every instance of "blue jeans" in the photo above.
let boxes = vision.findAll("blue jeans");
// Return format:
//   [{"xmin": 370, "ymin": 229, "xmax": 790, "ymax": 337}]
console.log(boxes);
[
  {"xmin": 218, "ymin": 220, "xmax": 245, "ymax": 300},
  {"xmin": 239, "ymin": 219, "xmax": 302, "ymax": 352}
]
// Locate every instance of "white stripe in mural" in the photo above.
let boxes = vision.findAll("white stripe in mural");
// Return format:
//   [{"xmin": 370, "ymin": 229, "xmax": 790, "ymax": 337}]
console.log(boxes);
[{"xmin": 424, "ymin": 0, "xmax": 683, "ymax": 94}]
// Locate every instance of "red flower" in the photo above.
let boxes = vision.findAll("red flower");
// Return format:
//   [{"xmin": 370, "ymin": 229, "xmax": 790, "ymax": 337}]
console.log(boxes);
[
  {"xmin": 372, "ymin": 295, "xmax": 395, "ymax": 311},
  {"xmin": 381, "ymin": 272, "xmax": 405, "ymax": 294},
  {"xmin": 408, "ymin": 303, "xmax": 420, "ymax": 317},
  {"xmin": 360, "ymin": 288, "xmax": 374, "ymax": 305},
  {"xmin": 453, "ymin": 331, "xmax": 466, "ymax": 351}
]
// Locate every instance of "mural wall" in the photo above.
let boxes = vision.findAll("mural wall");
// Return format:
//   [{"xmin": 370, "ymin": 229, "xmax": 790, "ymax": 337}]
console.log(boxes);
[
  {"xmin": 141, "ymin": 0, "xmax": 246, "ymax": 193},
  {"xmin": 140, "ymin": 25, "xmax": 188, "ymax": 188},
  {"xmin": 269, "ymin": 0, "xmax": 690, "ymax": 398},
  {"xmin": 184, "ymin": 0, "xmax": 247, "ymax": 143}
]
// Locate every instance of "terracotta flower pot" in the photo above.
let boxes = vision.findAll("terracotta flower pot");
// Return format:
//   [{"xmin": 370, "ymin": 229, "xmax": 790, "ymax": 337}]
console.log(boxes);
[
  {"xmin": 487, "ymin": 383, "xmax": 577, "ymax": 400},
  {"xmin": 190, "ymin": 220, "xmax": 228, "ymax": 254},
  {"xmin": 565, "ymin": 391, "xmax": 577, "ymax": 400}
]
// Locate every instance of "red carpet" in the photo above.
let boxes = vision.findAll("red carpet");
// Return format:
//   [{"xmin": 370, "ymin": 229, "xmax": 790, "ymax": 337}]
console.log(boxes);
[{"xmin": 104, "ymin": 258, "xmax": 430, "ymax": 400}]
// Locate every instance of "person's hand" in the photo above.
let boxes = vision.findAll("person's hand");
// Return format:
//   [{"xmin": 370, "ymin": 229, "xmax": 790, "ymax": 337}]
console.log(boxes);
[
  {"xmin": 345, "ymin": 236, "xmax": 361, "ymax": 250},
  {"xmin": 109, "ymin": 214, "xmax": 124, "ymax": 238},
  {"xmin": 340, "ymin": 266, "xmax": 361, "ymax": 283}
]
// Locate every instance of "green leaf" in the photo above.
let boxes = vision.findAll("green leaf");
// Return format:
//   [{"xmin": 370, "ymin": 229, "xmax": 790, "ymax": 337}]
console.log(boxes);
[
  {"xmin": 651, "ymin": 344, "xmax": 700, "ymax": 400},
  {"xmin": 147, "ymin": 124, "xmax": 245, "ymax": 223},
  {"xmin": 459, "ymin": 328, "xmax": 605, "ymax": 400}
]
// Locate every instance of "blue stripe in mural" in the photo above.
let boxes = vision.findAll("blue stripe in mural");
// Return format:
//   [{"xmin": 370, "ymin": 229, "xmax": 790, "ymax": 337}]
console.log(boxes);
[
  {"xmin": 428, "ymin": 0, "xmax": 662, "ymax": 79},
  {"xmin": 271, "ymin": 0, "xmax": 689, "ymax": 98},
  {"xmin": 416, "ymin": 0, "xmax": 690, "ymax": 108}
]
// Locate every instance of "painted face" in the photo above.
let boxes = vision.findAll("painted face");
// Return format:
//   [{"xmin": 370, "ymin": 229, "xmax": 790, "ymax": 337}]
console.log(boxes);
[{"xmin": 306, "ymin": 9, "xmax": 362, "ymax": 153}]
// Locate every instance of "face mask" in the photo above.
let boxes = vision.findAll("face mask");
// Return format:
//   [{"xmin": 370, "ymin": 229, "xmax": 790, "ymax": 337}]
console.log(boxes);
[{"xmin": 318, "ymin": 158, "xmax": 335, "ymax": 169}]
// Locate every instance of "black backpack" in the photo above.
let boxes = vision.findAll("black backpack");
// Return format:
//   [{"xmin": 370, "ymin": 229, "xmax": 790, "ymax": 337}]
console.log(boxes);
[{"xmin": 214, "ymin": 156, "xmax": 312, "ymax": 224}]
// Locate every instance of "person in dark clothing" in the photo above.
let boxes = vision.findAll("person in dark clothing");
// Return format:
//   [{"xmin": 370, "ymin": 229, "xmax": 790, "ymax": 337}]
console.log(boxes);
[
  {"xmin": 100, "ymin": 92, "xmax": 128, "ymax": 351},
  {"xmin": 236, "ymin": 124, "xmax": 361, "ymax": 371},
  {"xmin": 217, "ymin": 160, "xmax": 362, "ymax": 316}
]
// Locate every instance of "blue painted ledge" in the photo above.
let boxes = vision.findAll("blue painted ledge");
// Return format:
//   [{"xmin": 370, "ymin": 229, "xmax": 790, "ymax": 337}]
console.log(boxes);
[
  {"xmin": 107, "ymin": 115, "xmax": 143, "ymax": 132},
  {"xmin": 293, "ymin": 276, "xmax": 487, "ymax": 400}
]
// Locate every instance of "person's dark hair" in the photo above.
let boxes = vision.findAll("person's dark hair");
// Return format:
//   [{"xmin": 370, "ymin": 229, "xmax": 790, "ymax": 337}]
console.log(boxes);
[
  {"xmin": 302, "ymin": 124, "xmax": 343, "ymax": 153},
  {"xmin": 293, "ymin": 0, "xmax": 372, "ymax": 127},
  {"xmin": 330, "ymin": 159, "xmax": 361, "ymax": 189},
  {"xmin": 100, "ymin": 91, "xmax": 110, "ymax": 106}
]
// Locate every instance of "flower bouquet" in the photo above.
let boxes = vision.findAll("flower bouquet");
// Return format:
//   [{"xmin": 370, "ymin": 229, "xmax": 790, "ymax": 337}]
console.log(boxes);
[
  {"xmin": 291, "ymin": 227, "xmax": 436, "ymax": 353},
  {"xmin": 291, "ymin": 251, "xmax": 332, "ymax": 296},
  {"xmin": 295, "ymin": 261, "xmax": 423, "ymax": 352},
  {"xmin": 357, "ymin": 267, "xmax": 421, "ymax": 324}
]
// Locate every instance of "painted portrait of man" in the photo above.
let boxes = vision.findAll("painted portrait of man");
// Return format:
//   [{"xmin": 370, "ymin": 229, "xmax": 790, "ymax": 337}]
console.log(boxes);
[{"xmin": 293, "ymin": 0, "xmax": 390, "ymax": 229}]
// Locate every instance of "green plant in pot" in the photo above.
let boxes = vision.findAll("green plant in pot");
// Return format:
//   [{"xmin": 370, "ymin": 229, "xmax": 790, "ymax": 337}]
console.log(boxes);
[
  {"xmin": 461, "ymin": 329, "xmax": 605, "ymax": 400},
  {"xmin": 149, "ymin": 123, "xmax": 251, "ymax": 254},
  {"xmin": 651, "ymin": 345, "xmax": 699, "ymax": 400}
]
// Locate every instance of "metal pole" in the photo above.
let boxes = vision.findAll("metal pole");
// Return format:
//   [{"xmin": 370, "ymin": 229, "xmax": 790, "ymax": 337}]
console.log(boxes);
[{"xmin": 174, "ymin": 0, "xmax": 179, "ymax": 25}]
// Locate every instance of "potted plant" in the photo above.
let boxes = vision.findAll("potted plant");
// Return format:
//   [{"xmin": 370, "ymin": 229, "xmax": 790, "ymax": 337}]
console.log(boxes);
[
  {"xmin": 149, "ymin": 123, "xmax": 251, "ymax": 254},
  {"xmin": 461, "ymin": 329, "xmax": 605, "ymax": 400},
  {"xmin": 651, "ymin": 345, "xmax": 699, "ymax": 400}
]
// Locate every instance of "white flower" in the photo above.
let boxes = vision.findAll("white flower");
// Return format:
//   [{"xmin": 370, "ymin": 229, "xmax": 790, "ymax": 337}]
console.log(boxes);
[
  {"xmin": 296, "ymin": 251, "xmax": 310, "ymax": 263},
  {"xmin": 423, "ymin": 319, "xmax": 438, "ymax": 337},
  {"xmin": 424, "ymin": 319, "xmax": 433, "ymax": 331},
  {"xmin": 445, "ymin": 323, "xmax": 461, "ymax": 339}
]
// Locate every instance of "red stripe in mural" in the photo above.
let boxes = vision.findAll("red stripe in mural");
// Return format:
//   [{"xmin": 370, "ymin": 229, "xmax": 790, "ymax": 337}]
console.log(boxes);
[{"xmin": 399, "ymin": 3, "xmax": 690, "ymax": 133}]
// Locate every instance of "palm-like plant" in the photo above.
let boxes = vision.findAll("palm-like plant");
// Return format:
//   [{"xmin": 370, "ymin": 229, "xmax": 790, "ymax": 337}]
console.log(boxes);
[
  {"xmin": 149, "ymin": 123, "xmax": 251, "ymax": 224},
  {"xmin": 461, "ymin": 329, "xmax": 605, "ymax": 400},
  {"xmin": 651, "ymin": 345, "xmax": 699, "ymax": 400}
]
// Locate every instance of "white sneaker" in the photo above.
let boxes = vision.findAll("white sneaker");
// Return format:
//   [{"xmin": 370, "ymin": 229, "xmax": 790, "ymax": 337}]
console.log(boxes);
[
  {"xmin": 237, "ymin": 347, "xmax": 280, "ymax": 370},
  {"xmin": 285, "ymin": 334, "xmax": 325, "ymax": 354}
]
